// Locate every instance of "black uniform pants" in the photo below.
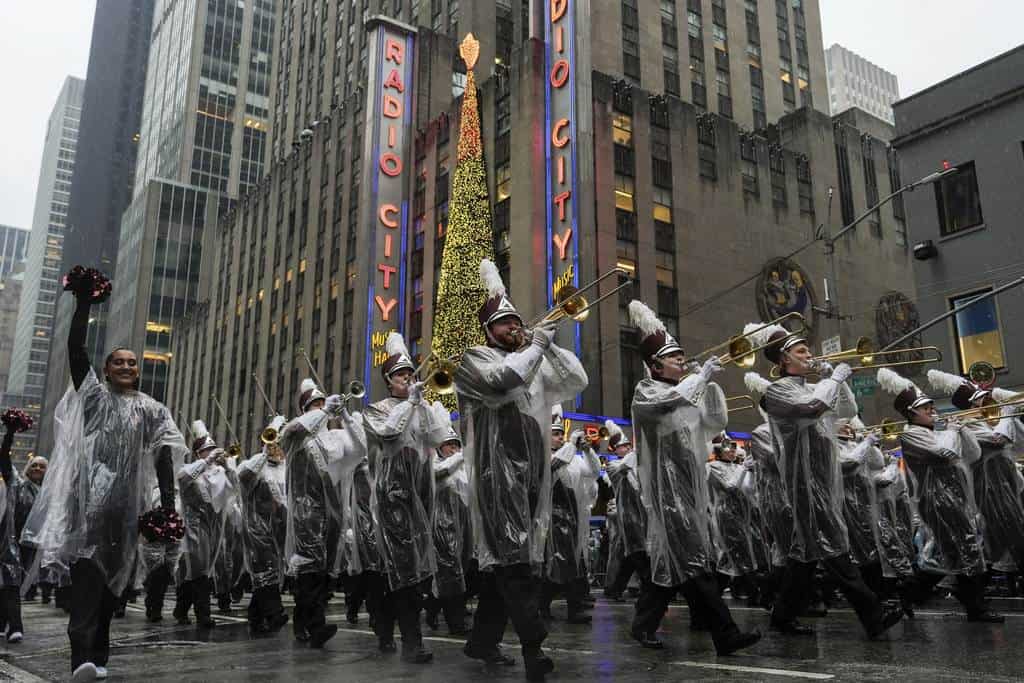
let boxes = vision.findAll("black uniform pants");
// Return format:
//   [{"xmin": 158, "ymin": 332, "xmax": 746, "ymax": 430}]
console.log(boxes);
[
  {"xmin": 0, "ymin": 586, "xmax": 23, "ymax": 635},
  {"xmin": 68, "ymin": 559, "xmax": 116, "ymax": 671},
  {"xmin": 293, "ymin": 572, "xmax": 330, "ymax": 637},
  {"xmin": 632, "ymin": 564, "xmax": 739, "ymax": 649},
  {"xmin": 773, "ymin": 555, "xmax": 883, "ymax": 630},
  {"xmin": 144, "ymin": 565, "xmax": 173, "ymax": 615},
  {"xmin": 913, "ymin": 570, "xmax": 987, "ymax": 615},
  {"xmin": 375, "ymin": 581, "xmax": 424, "ymax": 648},
  {"xmin": 248, "ymin": 584, "xmax": 285, "ymax": 624},
  {"xmin": 607, "ymin": 551, "xmax": 647, "ymax": 597},
  {"xmin": 540, "ymin": 577, "xmax": 588, "ymax": 614},
  {"xmin": 467, "ymin": 563, "xmax": 547, "ymax": 656},
  {"xmin": 175, "ymin": 576, "xmax": 213, "ymax": 621}
]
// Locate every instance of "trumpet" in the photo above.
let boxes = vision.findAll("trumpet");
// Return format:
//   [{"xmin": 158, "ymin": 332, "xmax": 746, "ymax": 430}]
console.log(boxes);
[
  {"xmin": 769, "ymin": 343, "xmax": 942, "ymax": 378},
  {"xmin": 726, "ymin": 394, "xmax": 757, "ymax": 414},
  {"xmin": 260, "ymin": 425, "xmax": 279, "ymax": 445},
  {"xmin": 690, "ymin": 312, "xmax": 810, "ymax": 372},
  {"xmin": 524, "ymin": 268, "xmax": 634, "ymax": 329},
  {"xmin": 414, "ymin": 353, "xmax": 460, "ymax": 396}
]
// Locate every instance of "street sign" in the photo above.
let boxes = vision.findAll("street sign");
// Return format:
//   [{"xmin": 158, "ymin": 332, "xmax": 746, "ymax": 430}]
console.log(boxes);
[
  {"xmin": 851, "ymin": 374, "xmax": 877, "ymax": 398},
  {"xmin": 821, "ymin": 335, "xmax": 842, "ymax": 356}
]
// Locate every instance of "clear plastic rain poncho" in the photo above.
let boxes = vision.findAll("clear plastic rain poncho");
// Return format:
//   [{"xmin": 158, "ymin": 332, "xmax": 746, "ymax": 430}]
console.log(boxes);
[
  {"xmin": 966, "ymin": 409, "xmax": 1024, "ymax": 564},
  {"xmin": 633, "ymin": 374, "xmax": 726, "ymax": 587},
  {"xmin": 177, "ymin": 451, "xmax": 235, "ymax": 581},
  {"xmin": 873, "ymin": 462, "xmax": 915, "ymax": 578},
  {"xmin": 0, "ymin": 438, "xmax": 24, "ymax": 587},
  {"xmin": 432, "ymin": 447, "xmax": 471, "ymax": 598},
  {"xmin": 606, "ymin": 451, "xmax": 647, "ymax": 559},
  {"xmin": 763, "ymin": 376, "xmax": 857, "ymax": 563},
  {"xmin": 706, "ymin": 456, "xmax": 762, "ymax": 577},
  {"xmin": 837, "ymin": 436, "xmax": 884, "ymax": 566},
  {"xmin": 899, "ymin": 424, "xmax": 985, "ymax": 575},
  {"xmin": 20, "ymin": 369, "xmax": 187, "ymax": 595},
  {"xmin": 747, "ymin": 421, "xmax": 792, "ymax": 567},
  {"xmin": 280, "ymin": 407, "xmax": 358, "ymax": 575},
  {"xmin": 363, "ymin": 397, "xmax": 449, "ymax": 591},
  {"xmin": 237, "ymin": 448, "xmax": 288, "ymax": 589},
  {"xmin": 455, "ymin": 344, "xmax": 588, "ymax": 572},
  {"xmin": 546, "ymin": 441, "xmax": 601, "ymax": 584},
  {"xmin": 214, "ymin": 462, "xmax": 246, "ymax": 594},
  {"xmin": 137, "ymin": 485, "xmax": 183, "ymax": 587},
  {"xmin": 321, "ymin": 412, "xmax": 369, "ymax": 578}
]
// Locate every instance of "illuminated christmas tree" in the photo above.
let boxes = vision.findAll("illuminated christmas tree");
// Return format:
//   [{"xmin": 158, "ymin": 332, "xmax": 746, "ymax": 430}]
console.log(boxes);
[{"xmin": 427, "ymin": 33, "xmax": 494, "ymax": 410}]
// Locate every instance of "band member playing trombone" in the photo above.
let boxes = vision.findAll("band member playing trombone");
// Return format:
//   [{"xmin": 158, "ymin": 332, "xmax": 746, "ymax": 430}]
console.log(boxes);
[
  {"xmin": 877, "ymin": 368, "xmax": 1000, "ymax": 621},
  {"xmin": 237, "ymin": 415, "xmax": 289, "ymax": 633},
  {"xmin": 457, "ymin": 260, "xmax": 588, "ymax": 681},
  {"xmin": 626, "ymin": 301, "xmax": 760, "ymax": 654},
  {"xmin": 757, "ymin": 324, "xmax": 902, "ymax": 638},
  {"xmin": 928, "ymin": 369, "xmax": 1024, "ymax": 578},
  {"xmin": 603, "ymin": 421, "xmax": 646, "ymax": 602},
  {"xmin": 362, "ymin": 332, "xmax": 450, "ymax": 663}
]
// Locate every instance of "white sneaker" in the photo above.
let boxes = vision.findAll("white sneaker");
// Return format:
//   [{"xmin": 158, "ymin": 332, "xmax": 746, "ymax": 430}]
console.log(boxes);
[
  {"xmin": 71, "ymin": 662, "xmax": 97, "ymax": 683},
  {"xmin": 6, "ymin": 631, "xmax": 22, "ymax": 643},
  {"xmin": 95, "ymin": 666, "xmax": 108, "ymax": 680}
]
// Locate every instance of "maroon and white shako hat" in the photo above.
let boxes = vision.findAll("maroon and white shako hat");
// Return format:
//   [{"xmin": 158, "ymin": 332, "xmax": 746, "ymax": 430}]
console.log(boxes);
[
  {"xmin": 299, "ymin": 378, "xmax": 326, "ymax": 411},
  {"xmin": 478, "ymin": 258, "xmax": 522, "ymax": 328},
  {"xmin": 381, "ymin": 331, "xmax": 415, "ymax": 380},
  {"xmin": 928, "ymin": 368, "xmax": 990, "ymax": 410},
  {"xmin": 742, "ymin": 321, "xmax": 806, "ymax": 366},
  {"xmin": 551, "ymin": 404, "xmax": 565, "ymax": 434},
  {"xmin": 190, "ymin": 420, "xmax": 217, "ymax": 454},
  {"xmin": 628, "ymin": 300, "xmax": 683, "ymax": 366},
  {"xmin": 605, "ymin": 419, "xmax": 631, "ymax": 450},
  {"xmin": 878, "ymin": 368, "xmax": 932, "ymax": 418}
]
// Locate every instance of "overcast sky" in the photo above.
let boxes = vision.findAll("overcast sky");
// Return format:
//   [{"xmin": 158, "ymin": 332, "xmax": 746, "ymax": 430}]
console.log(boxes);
[{"xmin": 0, "ymin": 1, "xmax": 1022, "ymax": 230}]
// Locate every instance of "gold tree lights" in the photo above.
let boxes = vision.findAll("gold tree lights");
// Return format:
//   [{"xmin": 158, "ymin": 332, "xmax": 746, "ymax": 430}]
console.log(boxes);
[{"xmin": 427, "ymin": 34, "xmax": 493, "ymax": 410}]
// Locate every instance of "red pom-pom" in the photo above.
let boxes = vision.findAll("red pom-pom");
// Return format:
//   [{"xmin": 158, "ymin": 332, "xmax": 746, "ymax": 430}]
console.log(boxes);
[
  {"xmin": 1, "ymin": 409, "xmax": 32, "ymax": 433},
  {"xmin": 63, "ymin": 266, "xmax": 112, "ymax": 304},
  {"xmin": 138, "ymin": 508, "xmax": 185, "ymax": 543}
]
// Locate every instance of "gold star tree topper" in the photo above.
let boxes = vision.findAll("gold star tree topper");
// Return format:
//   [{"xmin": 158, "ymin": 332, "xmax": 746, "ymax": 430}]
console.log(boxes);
[{"xmin": 459, "ymin": 33, "xmax": 480, "ymax": 71}]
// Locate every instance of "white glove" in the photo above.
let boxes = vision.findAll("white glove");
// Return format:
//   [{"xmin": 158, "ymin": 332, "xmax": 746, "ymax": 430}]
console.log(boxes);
[
  {"xmin": 408, "ymin": 381, "xmax": 425, "ymax": 404},
  {"xmin": 324, "ymin": 394, "xmax": 345, "ymax": 417},
  {"xmin": 830, "ymin": 363, "xmax": 853, "ymax": 384},
  {"xmin": 742, "ymin": 457, "xmax": 756, "ymax": 471},
  {"xmin": 606, "ymin": 499, "xmax": 618, "ymax": 516},
  {"xmin": 816, "ymin": 361, "xmax": 835, "ymax": 377},
  {"xmin": 699, "ymin": 357, "xmax": 723, "ymax": 381},
  {"xmin": 531, "ymin": 320, "xmax": 558, "ymax": 349},
  {"xmin": 862, "ymin": 432, "xmax": 880, "ymax": 448},
  {"xmin": 569, "ymin": 429, "xmax": 586, "ymax": 449}
]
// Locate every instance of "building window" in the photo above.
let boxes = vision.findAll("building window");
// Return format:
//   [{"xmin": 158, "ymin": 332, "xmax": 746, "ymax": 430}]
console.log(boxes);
[
  {"xmin": 615, "ymin": 175, "xmax": 636, "ymax": 212},
  {"xmin": 951, "ymin": 289, "xmax": 1005, "ymax": 373},
  {"xmin": 613, "ymin": 113, "xmax": 633, "ymax": 146},
  {"xmin": 622, "ymin": 0, "xmax": 641, "ymax": 82},
  {"xmin": 934, "ymin": 162, "xmax": 983, "ymax": 236}
]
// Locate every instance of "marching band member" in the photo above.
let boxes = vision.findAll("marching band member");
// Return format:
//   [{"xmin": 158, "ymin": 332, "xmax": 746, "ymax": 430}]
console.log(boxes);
[
  {"xmin": 836, "ymin": 420, "xmax": 885, "ymax": 592},
  {"xmin": 278, "ymin": 378, "xmax": 353, "ymax": 648},
  {"xmin": 0, "ymin": 411, "xmax": 31, "ymax": 643},
  {"xmin": 627, "ymin": 300, "xmax": 760, "ymax": 654},
  {"xmin": 237, "ymin": 415, "xmax": 289, "ymax": 633},
  {"xmin": 214, "ymin": 456, "xmax": 246, "ymax": 612},
  {"xmin": 362, "ymin": 332, "xmax": 449, "ymax": 663},
  {"xmin": 15, "ymin": 456, "xmax": 48, "ymax": 605},
  {"xmin": 456, "ymin": 259, "xmax": 588, "ymax": 681},
  {"xmin": 928, "ymin": 369, "xmax": 1024, "ymax": 573},
  {"xmin": 174, "ymin": 421, "xmax": 233, "ymax": 629},
  {"xmin": 758, "ymin": 325, "xmax": 901, "ymax": 638},
  {"xmin": 878, "ymin": 368, "xmax": 1000, "ymax": 621},
  {"xmin": 872, "ymin": 453, "xmax": 917, "ymax": 617},
  {"xmin": 540, "ymin": 407, "xmax": 601, "ymax": 624},
  {"xmin": 335, "ymin": 437, "xmax": 382, "ymax": 628},
  {"xmin": 21, "ymin": 267, "xmax": 187, "ymax": 682},
  {"xmin": 603, "ymin": 421, "xmax": 645, "ymax": 602},
  {"xmin": 425, "ymin": 417, "xmax": 472, "ymax": 636}
]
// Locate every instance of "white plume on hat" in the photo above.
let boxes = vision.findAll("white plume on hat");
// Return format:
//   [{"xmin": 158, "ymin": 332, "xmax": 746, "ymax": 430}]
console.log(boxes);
[
  {"xmin": 877, "ymin": 367, "xmax": 916, "ymax": 396},
  {"xmin": 927, "ymin": 369, "xmax": 970, "ymax": 397},
  {"xmin": 386, "ymin": 331, "xmax": 411, "ymax": 360},
  {"xmin": 191, "ymin": 420, "xmax": 210, "ymax": 440},
  {"xmin": 628, "ymin": 300, "xmax": 664, "ymax": 336},
  {"xmin": 850, "ymin": 416, "xmax": 866, "ymax": 432},
  {"xmin": 992, "ymin": 387, "xmax": 1018, "ymax": 402},
  {"xmin": 744, "ymin": 372, "xmax": 771, "ymax": 397},
  {"xmin": 551, "ymin": 404, "xmax": 564, "ymax": 431},
  {"xmin": 300, "ymin": 378, "xmax": 319, "ymax": 396},
  {"xmin": 266, "ymin": 415, "xmax": 286, "ymax": 432},
  {"xmin": 743, "ymin": 322, "xmax": 784, "ymax": 349},
  {"xmin": 480, "ymin": 258, "xmax": 506, "ymax": 299},
  {"xmin": 605, "ymin": 419, "xmax": 624, "ymax": 441}
]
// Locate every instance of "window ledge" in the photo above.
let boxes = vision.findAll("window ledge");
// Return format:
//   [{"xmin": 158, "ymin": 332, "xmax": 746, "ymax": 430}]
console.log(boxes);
[{"xmin": 938, "ymin": 224, "xmax": 986, "ymax": 244}]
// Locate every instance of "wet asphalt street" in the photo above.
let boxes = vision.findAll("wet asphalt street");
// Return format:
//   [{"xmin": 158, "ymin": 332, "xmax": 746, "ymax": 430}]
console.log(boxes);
[{"xmin": 3, "ymin": 593, "xmax": 1023, "ymax": 682}]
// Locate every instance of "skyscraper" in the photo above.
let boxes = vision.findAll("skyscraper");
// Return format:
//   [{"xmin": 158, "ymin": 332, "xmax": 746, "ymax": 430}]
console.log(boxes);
[
  {"xmin": 826, "ymin": 44, "xmax": 899, "ymax": 125},
  {"xmin": 0, "ymin": 264, "xmax": 26, "ymax": 399},
  {"xmin": 107, "ymin": 0, "xmax": 277, "ymax": 401},
  {"xmin": 38, "ymin": 0, "xmax": 157, "ymax": 456},
  {"xmin": 6, "ymin": 76, "xmax": 85, "ymax": 461},
  {"xmin": 0, "ymin": 225, "xmax": 29, "ymax": 281}
]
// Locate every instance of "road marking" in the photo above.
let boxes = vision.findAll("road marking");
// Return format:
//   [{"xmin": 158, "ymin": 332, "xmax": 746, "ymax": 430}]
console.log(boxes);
[
  {"xmin": 674, "ymin": 661, "xmax": 834, "ymax": 680},
  {"xmin": 0, "ymin": 660, "xmax": 51, "ymax": 682},
  {"xmin": 124, "ymin": 603, "xmax": 250, "ymax": 625},
  {"xmin": 328, "ymin": 623, "xmax": 599, "ymax": 655}
]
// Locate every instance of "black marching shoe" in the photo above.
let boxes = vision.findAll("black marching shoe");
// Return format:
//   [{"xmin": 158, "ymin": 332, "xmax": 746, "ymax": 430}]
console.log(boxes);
[
  {"xmin": 715, "ymin": 629, "xmax": 762, "ymax": 656},
  {"xmin": 266, "ymin": 612, "xmax": 289, "ymax": 632},
  {"xmin": 346, "ymin": 608, "xmax": 359, "ymax": 625},
  {"xmin": 867, "ymin": 605, "xmax": 904, "ymax": 639},
  {"xmin": 770, "ymin": 619, "xmax": 814, "ymax": 636},
  {"xmin": 566, "ymin": 611, "xmax": 592, "ymax": 625},
  {"xmin": 401, "ymin": 645, "xmax": 434, "ymax": 663},
  {"xmin": 146, "ymin": 609, "xmax": 163, "ymax": 623},
  {"xmin": 378, "ymin": 638, "xmax": 397, "ymax": 653},
  {"xmin": 463, "ymin": 642, "xmax": 516, "ymax": 666},
  {"xmin": 630, "ymin": 627, "xmax": 665, "ymax": 649},
  {"xmin": 967, "ymin": 610, "xmax": 1005, "ymax": 624},
  {"xmin": 523, "ymin": 649, "xmax": 555, "ymax": 682},
  {"xmin": 309, "ymin": 624, "xmax": 338, "ymax": 648}
]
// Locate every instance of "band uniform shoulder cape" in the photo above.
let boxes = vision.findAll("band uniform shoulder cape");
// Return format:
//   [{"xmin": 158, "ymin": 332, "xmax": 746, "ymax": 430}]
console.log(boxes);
[
  {"xmin": 706, "ymin": 458, "xmax": 763, "ymax": 577},
  {"xmin": 177, "ymin": 452, "xmax": 234, "ymax": 581},
  {"xmin": 633, "ymin": 374, "xmax": 726, "ymax": 587},
  {"xmin": 546, "ymin": 442, "xmax": 601, "ymax": 584},
  {"xmin": 362, "ymin": 398, "xmax": 449, "ymax": 591},
  {"xmin": 763, "ymin": 376, "xmax": 857, "ymax": 563},
  {"xmin": 606, "ymin": 451, "xmax": 646, "ymax": 559},
  {"xmin": 237, "ymin": 450, "xmax": 288, "ymax": 589},
  {"xmin": 432, "ymin": 450, "xmax": 471, "ymax": 599},
  {"xmin": 965, "ymin": 411, "xmax": 1024, "ymax": 564},
  {"xmin": 455, "ymin": 343, "xmax": 588, "ymax": 572},
  {"xmin": 279, "ymin": 408, "xmax": 349, "ymax": 575},
  {"xmin": 20, "ymin": 369, "xmax": 187, "ymax": 596},
  {"xmin": 837, "ymin": 438, "xmax": 884, "ymax": 567},
  {"xmin": 899, "ymin": 424, "xmax": 984, "ymax": 576},
  {"xmin": 747, "ymin": 421, "xmax": 792, "ymax": 567},
  {"xmin": 873, "ymin": 462, "xmax": 914, "ymax": 578}
]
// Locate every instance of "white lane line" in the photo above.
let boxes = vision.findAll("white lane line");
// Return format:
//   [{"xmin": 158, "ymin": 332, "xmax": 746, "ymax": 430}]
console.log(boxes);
[
  {"xmin": 0, "ymin": 660, "xmax": 51, "ymax": 683},
  {"xmin": 674, "ymin": 661, "xmax": 834, "ymax": 680},
  {"xmin": 328, "ymin": 623, "xmax": 599, "ymax": 655},
  {"xmin": 124, "ymin": 603, "xmax": 250, "ymax": 624},
  {"xmin": 597, "ymin": 602, "xmax": 1024, "ymax": 618}
]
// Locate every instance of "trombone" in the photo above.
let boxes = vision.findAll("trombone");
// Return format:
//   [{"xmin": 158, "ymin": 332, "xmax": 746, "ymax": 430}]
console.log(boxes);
[
  {"xmin": 770, "ymin": 343, "xmax": 942, "ymax": 378},
  {"xmin": 524, "ymin": 268, "xmax": 634, "ymax": 328},
  {"xmin": 211, "ymin": 395, "xmax": 243, "ymax": 457},
  {"xmin": 691, "ymin": 312, "xmax": 810, "ymax": 371},
  {"xmin": 726, "ymin": 394, "xmax": 757, "ymax": 414},
  {"xmin": 938, "ymin": 395, "xmax": 1024, "ymax": 427},
  {"xmin": 857, "ymin": 417, "xmax": 907, "ymax": 445}
]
